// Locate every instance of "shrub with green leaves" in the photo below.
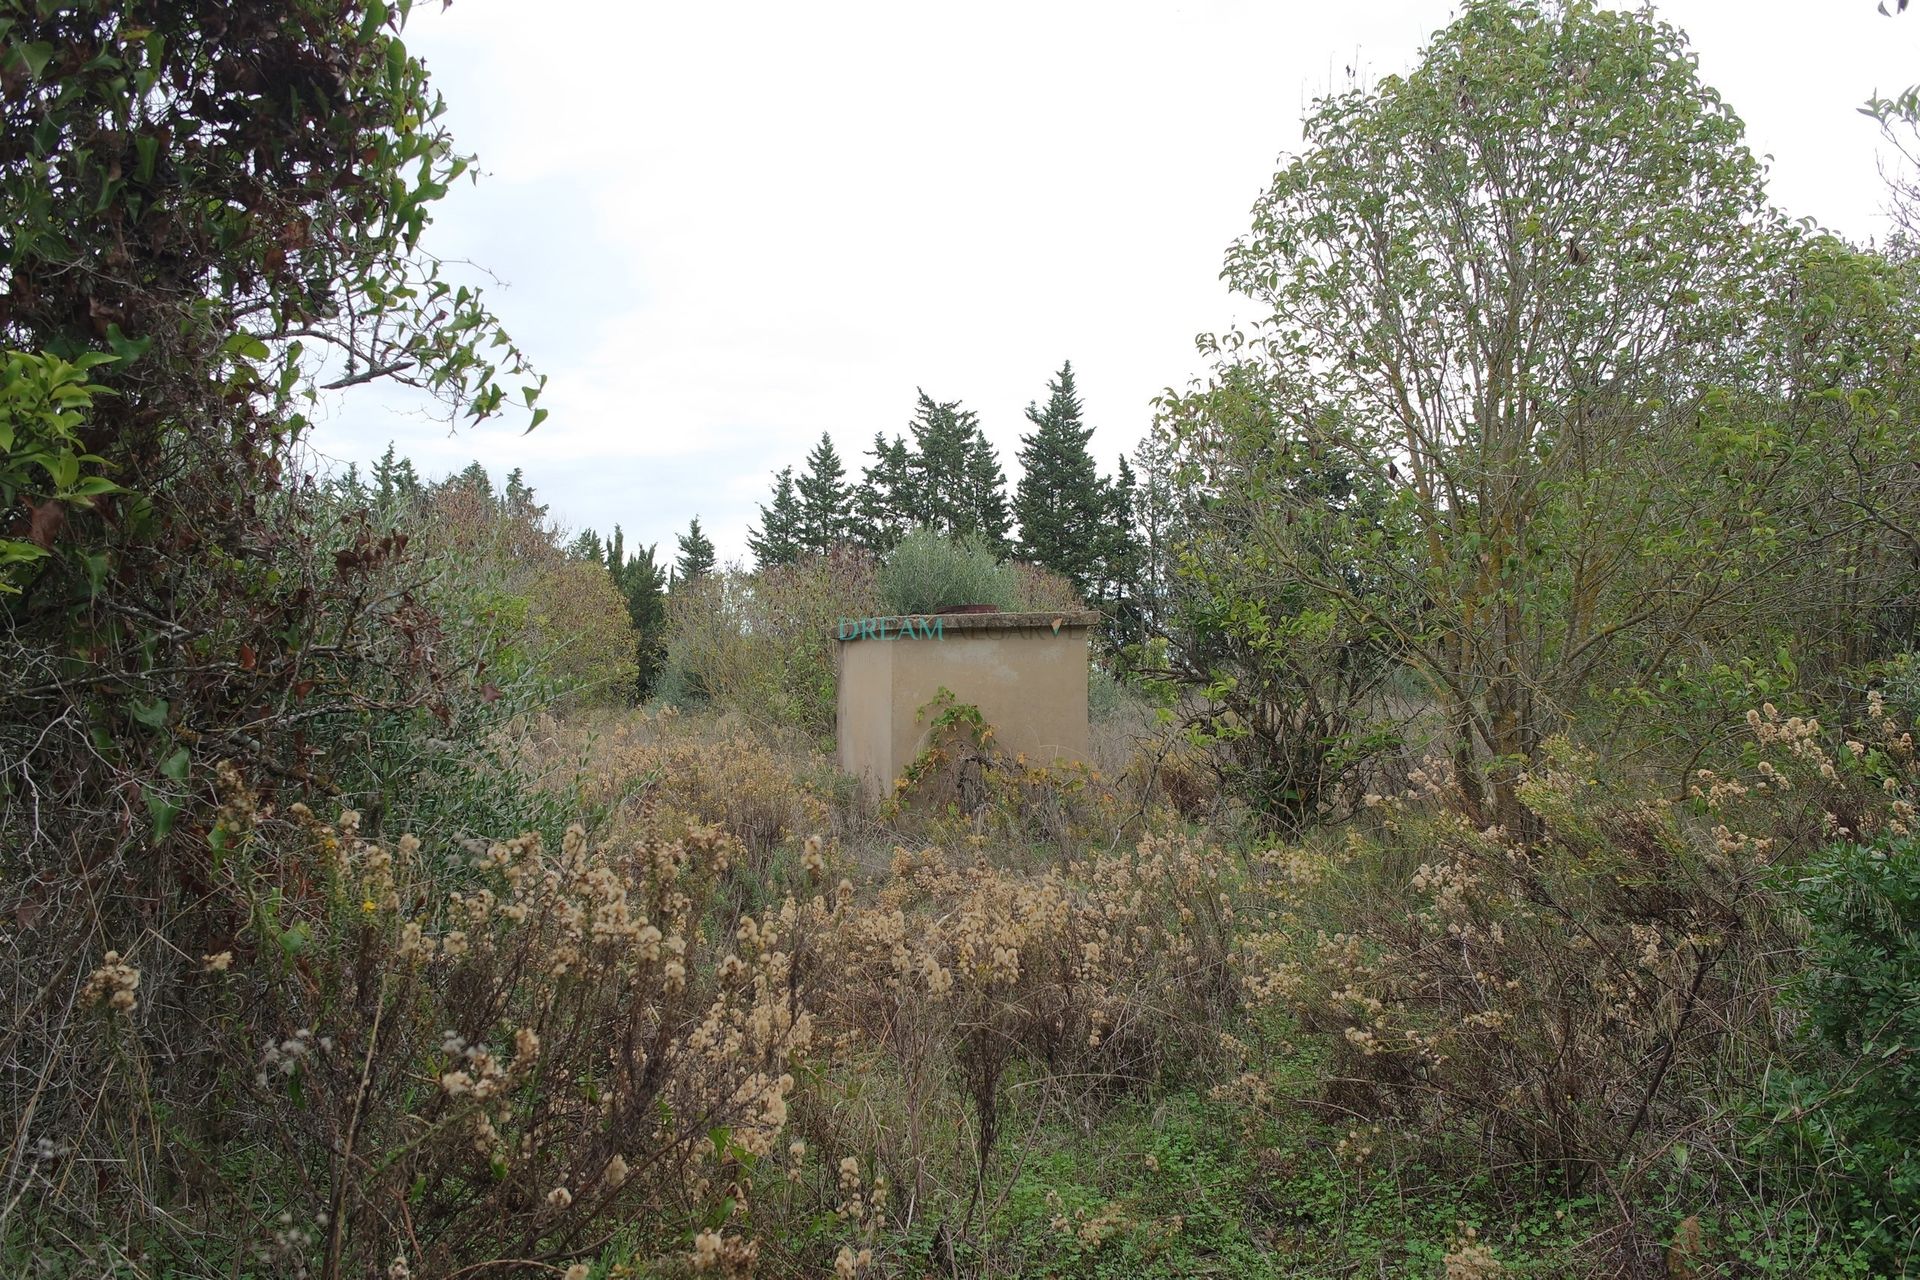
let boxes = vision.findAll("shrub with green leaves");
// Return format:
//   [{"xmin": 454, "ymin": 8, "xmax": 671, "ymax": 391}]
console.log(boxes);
[
  {"xmin": 878, "ymin": 528, "xmax": 1017, "ymax": 615},
  {"xmin": 1774, "ymin": 835, "xmax": 1920, "ymax": 1264}
]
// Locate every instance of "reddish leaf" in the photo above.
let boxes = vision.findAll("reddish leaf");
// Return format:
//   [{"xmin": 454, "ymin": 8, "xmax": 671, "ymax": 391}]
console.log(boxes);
[
  {"xmin": 26, "ymin": 501, "xmax": 65, "ymax": 549},
  {"xmin": 238, "ymin": 642, "xmax": 256, "ymax": 671}
]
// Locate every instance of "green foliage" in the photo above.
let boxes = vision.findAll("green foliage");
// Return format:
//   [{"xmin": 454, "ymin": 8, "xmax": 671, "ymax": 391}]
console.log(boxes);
[
  {"xmin": 1772, "ymin": 834, "xmax": 1920, "ymax": 1266},
  {"xmin": 675, "ymin": 514, "xmax": 717, "ymax": 583},
  {"xmin": 1014, "ymin": 360, "xmax": 1108, "ymax": 599},
  {"xmin": 663, "ymin": 546, "xmax": 881, "ymax": 735},
  {"xmin": 748, "ymin": 467, "xmax": 804, "ymax": 569},
  {"xmin": 877, "ymin": 391, "xmax": 1013, "ymax": 553},
  {"xmin": 0, "ymin": 348, "xmax": 120, "ymax": 592},
  {"xmin": 856, "ymin": 430, "xmax": 917, "ymax": 554},
  {"xmin": 878, "ymin": 528, "xmax": 1018, "ymax": 615},
  {"xmin": 796, "ymin": 431, "xmax": 853, "ymax": 553}
]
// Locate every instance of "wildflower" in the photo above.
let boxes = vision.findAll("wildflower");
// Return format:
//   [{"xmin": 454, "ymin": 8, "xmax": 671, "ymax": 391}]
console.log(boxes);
[
  {"xmin": 692, "ymin": 1230, "xmax": 723, "ymax": 1271},
  {"xmin": 82, "ymin": 951, "xmax": 141, "ymax": 1013},
  {"xmin": 604, "ymin": 1153, "xmax": 630, "ymax": 1188},
  {"xmin": 546, "ymin": 1186, "xmax": 572, "ymax": 1210},
  {"xmin": 512, "ymin": 1026, "xmax": 541, "ymax": 1069},
  {"xmin": 564, "ymin": 1266, "xmax": 590, "ymax": 1280},
  {"xmin": 202, "ymin": 951, "xmax": 233, "ymax": 973}
]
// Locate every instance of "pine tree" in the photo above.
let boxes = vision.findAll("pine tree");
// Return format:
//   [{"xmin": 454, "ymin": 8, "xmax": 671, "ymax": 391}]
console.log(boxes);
[
  {"xmin": 457, "ymin": 461, "xmax": 492, "ymax": 494},
  {"xmin": 856, "ymin": 432, "xmax": 916, "ymax": 553},
  {"xmin": 568, "ymin": 528, "xmax": 604, "ymax": 563},
  {"xmin": 963, "ymin": 426, "xmax": 1012, "ymax": 553},
  {"xmin": 906, "ymin": 390, "xmax": 973, "ymax": 531},
  {"xmin": 747, "ymin": 468, "xmax": 804, "ymax": 569},
  {"xmin": 615, "ymin": 534, "xmax": 669, "ymax": 697},
  {"xmin": 675, "ymin": 516, "xmax": 716, "ymax": 584},
  {"xmin": 372, "ymin": 442, "xmax": 420, "ymax": 507},
  {"xmin": 333, "ymin": 462, "xmax": 369, "ymax": 504},
  {"xmin": 1014, "ymin": 361, "xmax": 1106, "ymax": 592},
  {"xmin": 899, "ymin": 390, "xmax": 1010, "ymax": 551},
  {"xmin": 1130, "ymin": 430, "xmax": 1182, "ymax": 640},
  {"xmin": 1098, "ymin": 456, "xmax": 1147, "ymax": 646},
  {"xmin": 504, "ymin": 467, "xmax": 546, "ymax": 520},
  {"xmin": 796, "ymin": 432, "xmax": 852, "ymax": 553}
]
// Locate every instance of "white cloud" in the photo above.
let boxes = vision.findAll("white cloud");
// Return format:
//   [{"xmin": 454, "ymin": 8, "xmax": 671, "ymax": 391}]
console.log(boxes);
[{"xmin": 309, "ymin": 0, "xmax": 1920, "ymax": 562}]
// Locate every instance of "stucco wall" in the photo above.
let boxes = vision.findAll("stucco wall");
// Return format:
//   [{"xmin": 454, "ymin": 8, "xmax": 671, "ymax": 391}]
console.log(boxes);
[{"xmin": 834, "ymin": 611, "xmax": 1098, "ymax": 802}]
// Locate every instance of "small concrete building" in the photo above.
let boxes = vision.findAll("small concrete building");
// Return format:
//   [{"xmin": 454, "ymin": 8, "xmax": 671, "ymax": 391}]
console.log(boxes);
[{"xmin": 834, "ymin": 610, "xmax": 1100, "ymax": 802}]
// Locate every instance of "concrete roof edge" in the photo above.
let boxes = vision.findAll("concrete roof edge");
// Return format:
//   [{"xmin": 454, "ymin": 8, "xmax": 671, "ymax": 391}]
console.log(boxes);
[{"xmin": 830, "ymin": 610, "xmax": 1102, "ymax": 639}]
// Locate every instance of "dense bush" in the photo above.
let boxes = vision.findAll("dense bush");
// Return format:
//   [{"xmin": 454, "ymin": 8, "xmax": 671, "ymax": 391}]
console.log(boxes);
[
  {"xmin": 662, "ymin": 545, "xmax": 882, "ymax": 735},
  {"xmin": 1776, "ymin": 833, "xmax": 1920, "ymax": 1266},
  {"xmin": 877, "ymin": 529, "xmax": 1019, "ymax": 615},
  {"xmin": 23, "ymin": 772, "xmax": 808, "ymax": 1277},
  {"xmin": 661, "ymin": 544, "xmax": 1079, "ymax": 738}
]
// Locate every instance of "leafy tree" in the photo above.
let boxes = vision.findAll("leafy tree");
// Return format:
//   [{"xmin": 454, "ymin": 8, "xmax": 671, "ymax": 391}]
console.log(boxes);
[
  {"xmin": 675, "ymin": 515, "xmax": 716, "ymax": 583},
  {"xmin": 1015, "ymin": 361, "xmax": 1106, "ymax": 596},
  {"xmin": 747, "ymin": 467, "xmax": 804, "ymax": 569},
  {"xmin": 0, "ymin": 2, "xmax": 548, "ymax": 1268},
  {"xmin": 1173, "ymin": 0, "xmax": 1789, "ymax": 827},
  {"xmin": 796, "ymin": 432, "xmax": 853, "ymax": 553}
]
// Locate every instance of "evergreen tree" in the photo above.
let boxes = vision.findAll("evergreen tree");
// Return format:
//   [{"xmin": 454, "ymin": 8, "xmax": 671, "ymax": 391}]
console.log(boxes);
[
  {"xmin": 504, "ymin": 467, "xmax": 544, "ymax": 518},
  {"xmin": 900, "ymin": 390, "xmax": 1011, "ymax": 551},
  {"xmin": 963, "ymin": 426, "xmax": 1013, "ymax": 553},
  {"xmin": 675, "ymin": 516, "xmax": 716, "ymax": 583},
  {"xmin": 1130, "ymin": 428, "xmax": 1182, "ymax": 639},
  {"xmin": 796, "ymin": 432, "xmax": 852, "ymax": 553},
  {"xmin": 612, "ymin": 532, "xmax": 669, "ymax": 697},
  {"xmin": 906, "ymin": 390, "xmax": 974, "ymax": 531},
  {"xmin": 1098, "ymin": 456, "xmax": 1147, "ymax": 646},
  {"xmin": 856, "ymin": 432, "xmax": 916, "ymax": 553},
  {"xmin": 1014, "ymin": 361, "xmax": 1106, "ymax": 590},
  {"xmin": 371, "ymin": 442, "xmax": 421, "ymax": 507},
  {"xmin": 747, "ymin": 468, "xmax": 805, "ymax": 569},
  {"xmin": 568, "ymin": 528, "xmax": 604, "ymax": 563},
  {"xmin": 452, "ymin": 460, "xmax": 493, "ymax": 499},
  {"xmin": 333, "ymin": 462, "xmax": 369, "ymax": 505}
]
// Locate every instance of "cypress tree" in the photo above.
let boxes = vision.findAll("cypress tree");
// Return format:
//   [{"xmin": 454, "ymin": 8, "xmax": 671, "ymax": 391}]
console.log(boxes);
[
  {"xmin": 796, "ymin": 432, "xmax": 852, "ymax": 553},
  {"xmin": 1014, "ymin": 360, "xmax": 1106, "ymax": 593},
  {"xmin": 674, "ymin": 516, "xmax": 716, "ymax": 583},
  {"xmin": 747, "ymin": 468, "xmax": 805, "ymax": 569},
  {"xmin": 617, "ymin": 538, "xmax": 669, "ymax": 698}
]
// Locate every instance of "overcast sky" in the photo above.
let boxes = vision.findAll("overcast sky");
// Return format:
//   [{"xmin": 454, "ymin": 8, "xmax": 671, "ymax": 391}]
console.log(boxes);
[{"xmin": 310, "ymin": 1, "xmax": 1920, "ymax": 564}]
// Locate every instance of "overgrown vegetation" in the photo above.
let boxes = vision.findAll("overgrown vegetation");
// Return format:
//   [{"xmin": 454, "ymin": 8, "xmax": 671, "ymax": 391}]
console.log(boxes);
[{"xmin": 8, "ymin": 0, "xmax": 1920, "ymax": 1276}]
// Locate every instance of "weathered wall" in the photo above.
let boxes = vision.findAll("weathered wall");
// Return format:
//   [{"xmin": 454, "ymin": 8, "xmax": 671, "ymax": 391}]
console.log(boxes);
[{"xmin": 834, "ymin": 611, "xmax": 1098, "ymax": 802}]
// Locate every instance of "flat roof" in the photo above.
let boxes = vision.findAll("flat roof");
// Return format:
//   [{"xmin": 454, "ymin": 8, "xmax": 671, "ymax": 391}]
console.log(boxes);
[{"xmin": 830, "ymin": 609, "xmax": 1102, "ymax": 640}]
